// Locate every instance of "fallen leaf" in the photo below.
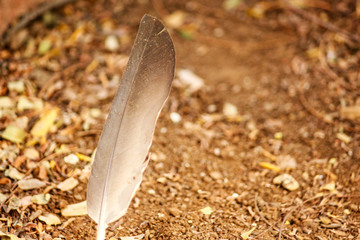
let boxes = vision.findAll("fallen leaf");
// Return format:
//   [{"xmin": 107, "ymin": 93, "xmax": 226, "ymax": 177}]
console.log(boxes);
[
  {"xmin": 61, "ymin": 201, "xmax": 87, "ymax": 216},
  {"xmin": 0, "ymin": 178, "xmax": 11, "ymax": 185},
  {"xmin": 5, "ymin": 167, "xmax": 25, "ymax": 180},
  {"xmin": 75, "ymin": 152, "xmax": 92, "ymax": 162},
  {"xmin": 18, "ymin": 178, "xmax": 46, "ymax": 190},
  {"xmin": 1, "ymin": 126, "xmax": 27, "ymax": 143},
  {"xmin": 8, "ymin": 197, "xmax": 21, "ymax": 211},
  {"xmin": 39, "ymin": 213, "xmax": 61, "ymax": 225},
  {"xmin": 57, "ymin": 177, "xmax": 79, "ymax": 191},
  {"xmin": 30, "ymin": 108, "xmax": 59, "ymax": 138},
  {"xmin": 17, "ymin": 96, "xmax": 43, "ymax": 111},
  {"xmin": 31, "ymin": 193, "xmax": 51, "ymax": 205}
]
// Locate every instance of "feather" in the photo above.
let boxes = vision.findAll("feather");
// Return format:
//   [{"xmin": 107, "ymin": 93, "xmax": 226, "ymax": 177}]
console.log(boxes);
[{"xmin": 86, "ymin": 14, "xmax": 175, "ymax": 240}]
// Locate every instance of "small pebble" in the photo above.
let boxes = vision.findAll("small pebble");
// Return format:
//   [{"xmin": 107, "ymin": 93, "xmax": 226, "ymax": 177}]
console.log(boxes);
[
  {"xmin": 209, "ymin": 171, "xmax": 223, "ymax": 180},
  {"xmin": 223, "ymin": 102, "xmax": 238, "ymax": 116},
  {"xmin": 170, "ymin": 112, "xmax": 181, "ymax": 123},
  {"xmin": 168, "ymin": 207, "xmax": 180, "ymax": 217},
  {"xmin": 273, "ymin": 173, "xmax": 299, "ymax": 191},
  {"xmin": 105, "ymin": 35, "xmax": 119, "ymax": 51},
  {"xmin": 64, "ymin": 154, "xmax": 79, "ymax": 165},
  {"xmin": 177, "ymin": 69, "xmax": 204, "ymax": 94},
  {"xmin": 200, "ymin": 206, "xmax": 213, "ymax": 215}
]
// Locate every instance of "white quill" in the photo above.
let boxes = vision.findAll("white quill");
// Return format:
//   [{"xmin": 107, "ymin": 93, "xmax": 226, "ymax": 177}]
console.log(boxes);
[{"xmin": 86, "ymin": 14, "xmax": 175, "ymax": 240}]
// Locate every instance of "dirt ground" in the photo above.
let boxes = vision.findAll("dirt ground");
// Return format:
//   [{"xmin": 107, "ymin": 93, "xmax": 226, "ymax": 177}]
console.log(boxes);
[{"xmin": 0, "ymin": 0, "xmax": 359, "ymax": 239}]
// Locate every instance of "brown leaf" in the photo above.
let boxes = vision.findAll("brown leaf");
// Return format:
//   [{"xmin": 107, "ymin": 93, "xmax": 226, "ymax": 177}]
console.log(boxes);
[{"xmin": 0, "ymin": 178, "xmax": 11, "ymax": 185}]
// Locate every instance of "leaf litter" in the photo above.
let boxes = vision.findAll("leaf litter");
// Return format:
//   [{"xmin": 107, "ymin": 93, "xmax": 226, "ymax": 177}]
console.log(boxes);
[{"xmin": 0, "ymin": 0, "xmax": 359, "ymax": 239}]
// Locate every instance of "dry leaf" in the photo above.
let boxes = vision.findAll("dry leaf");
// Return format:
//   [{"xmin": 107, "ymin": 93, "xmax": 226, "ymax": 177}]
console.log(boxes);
[
  {"xmin": 39, "ymin": 213, "xmax": 61, "ymax": 225},
  {"xmin": 61, "ymin": 201, "xmax": 87, "ymax": 217},
  {"xmin": 18, "ymin": 178, "xmax": 46, "ymax": 190},
  {"xmin": 57, "ymin": 177, "xmax": 79, "ymax": 191},
  {"xmin": 31, "ymin": 108, "xmax": 59, "ymax": 138},
  {"xmin": 31, "ymin": 193, "xmax": 51, "ymax": 205},
  {"xmin": 1, "ymin": 126, "xmax": 26, "ymax": 143},
  {"xmin": 5, "ymin": 167, "xmax": 25, "ymax": 180}
]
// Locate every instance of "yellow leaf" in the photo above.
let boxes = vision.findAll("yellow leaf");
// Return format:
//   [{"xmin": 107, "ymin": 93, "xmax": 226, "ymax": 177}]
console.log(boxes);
[
  {"xmin": 75, "ymin": 153, "xmax": 92, "ymax": 162},
  {"xmin": 259, "ymin": 162, "xmax": 281, "ymax": 173},
  {"xmin": 1, "ymin": 126, "xmax": 26, "ymax": 143},
  {"xmin": 31, "ymin": 108, "xmax": 59, "ymax": 138},
  {"xmin": 85, "ymin": 59, "xmax": 99, "ymax": 73}
]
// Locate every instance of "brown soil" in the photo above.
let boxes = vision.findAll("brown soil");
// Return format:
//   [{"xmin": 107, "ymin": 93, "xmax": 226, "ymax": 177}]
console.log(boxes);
[{"xmin": 0, "ymin": 0, "xmax": 359, "ymax": 239}]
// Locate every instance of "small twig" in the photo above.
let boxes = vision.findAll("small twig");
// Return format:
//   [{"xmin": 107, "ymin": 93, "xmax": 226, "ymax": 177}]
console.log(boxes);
[
  {"xmin": 254, "ymin": 194, "xmax": 294, "ymax": 240},
  {"xmin": 297, "ymin": 81, "xmax": 334, "ymax": 125},
  {"xmin": 297, "ymin": 81, "xmax": 360, "ymax": 132},
  {"xmin": 278, "ymin": 194, "xmax": 328, "ymax": 239},
  {"xmin": 1, "ymin": 0, "xmax": 78, "ymax": 45},
  {"xmin": 283, "ymin": 0, "xmax": 360, "ymax": 44}
]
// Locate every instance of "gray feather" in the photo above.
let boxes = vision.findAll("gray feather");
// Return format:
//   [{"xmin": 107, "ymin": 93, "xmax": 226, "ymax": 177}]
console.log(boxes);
[{"xmin": 86, "ymin": 14, "xmax": 175, "ymax": 240}]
